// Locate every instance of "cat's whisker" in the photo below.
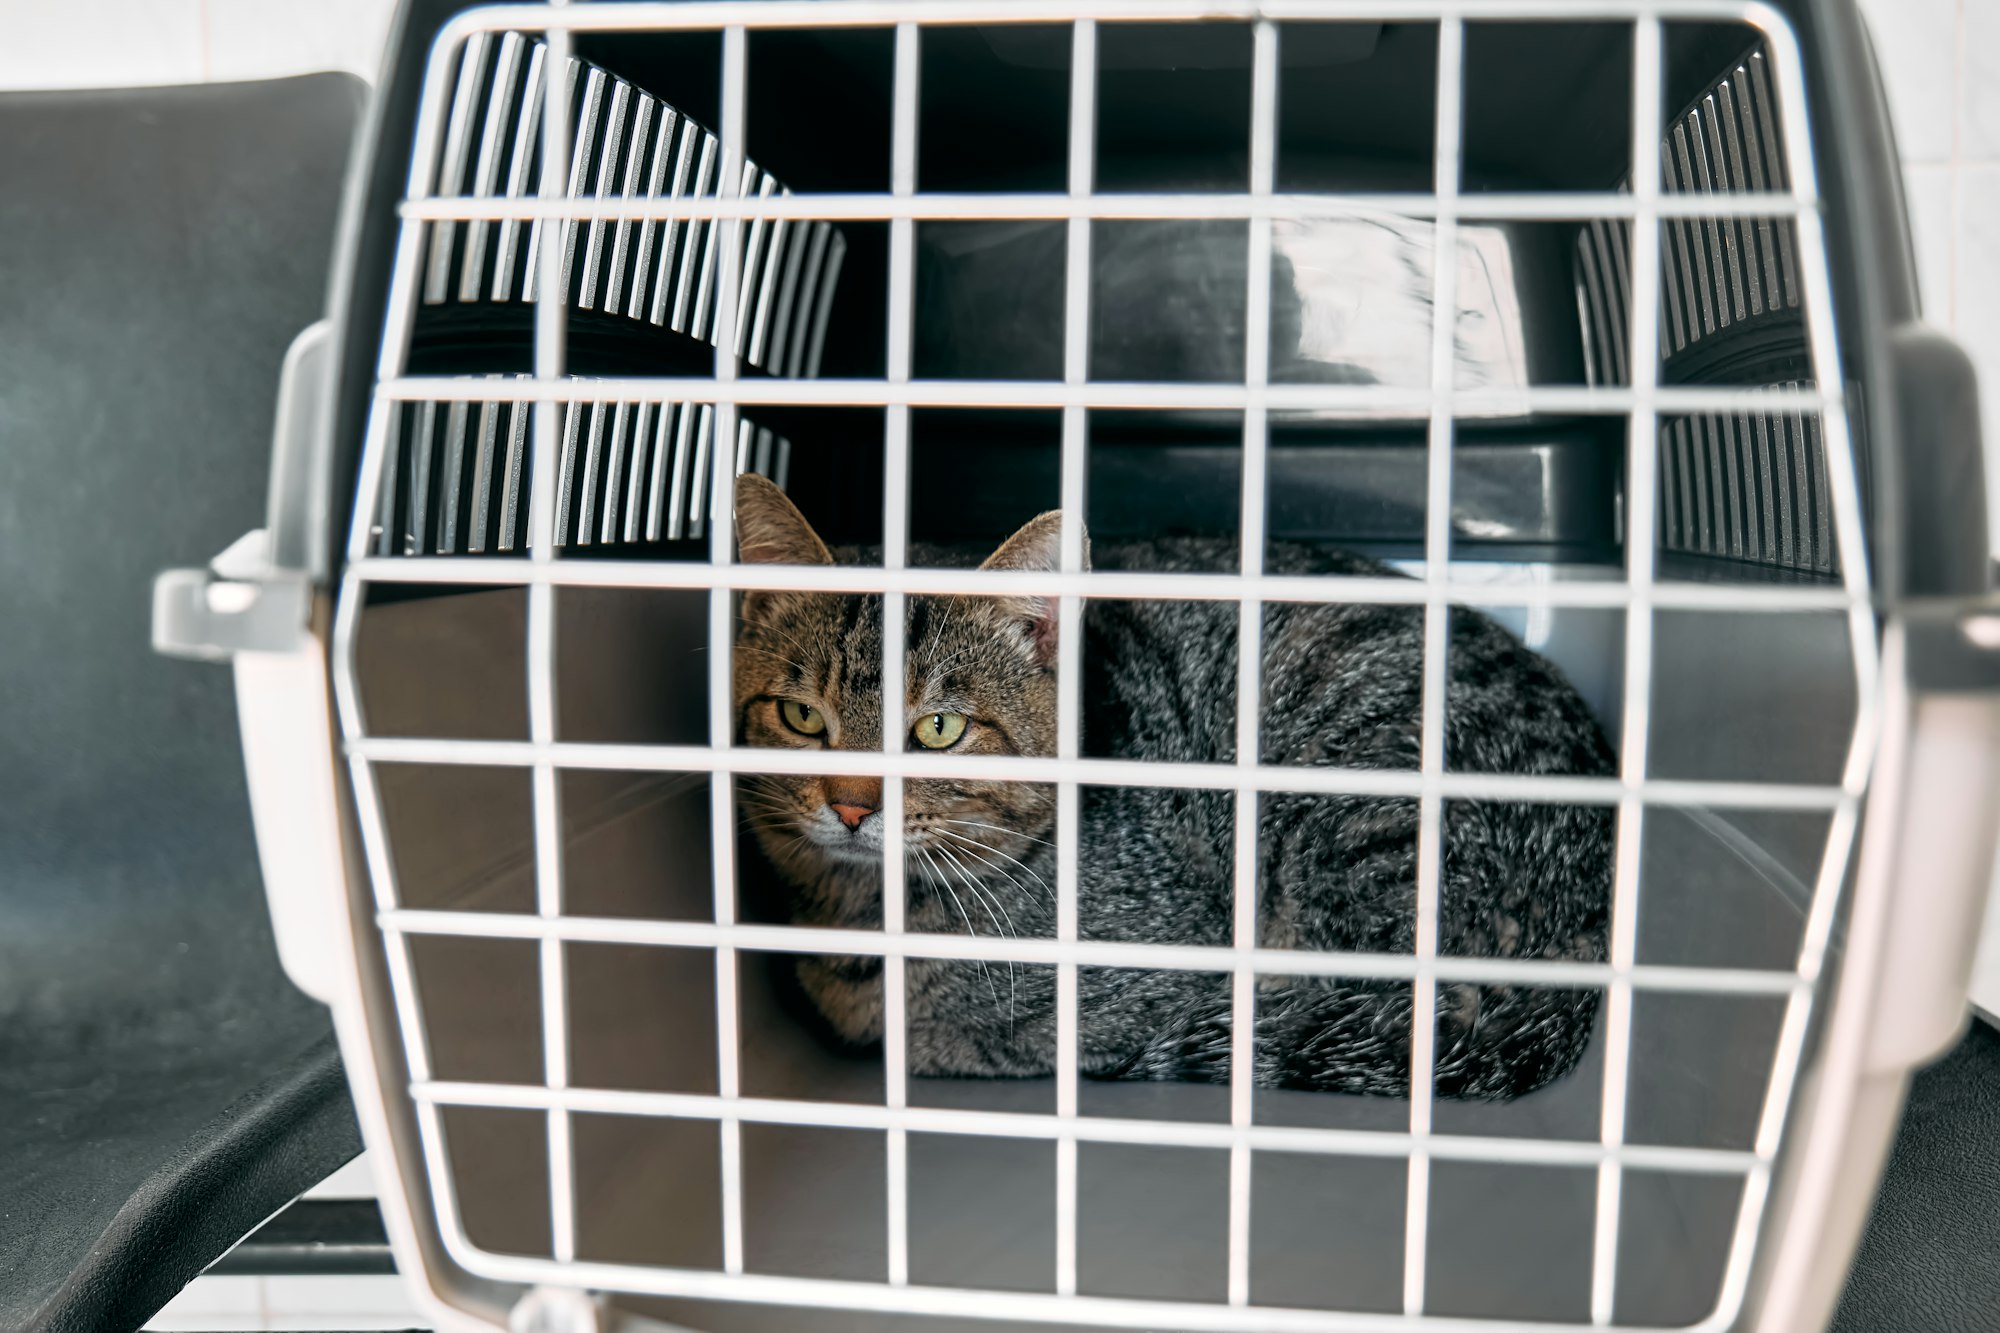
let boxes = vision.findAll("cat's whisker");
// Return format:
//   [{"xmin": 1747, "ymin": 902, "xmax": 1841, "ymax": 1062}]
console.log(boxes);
[
  {"xmin": 736, "ymin": 618, "xmax": 818, "ymax": 665},
  {"xmin": 938, "ymin": 817, "xmax": 1056, "ymax": 851},
  {"xmin": 931, "ymin": 843, "xmax": 1013, "ymax": 938},
  {"xmin": 930, "ymin": 842, "xmax": 1022, "ymax": 1025},
  {"xmin": 933, "ymin": 827, "xmax": 1055, "ymax": 907},
  {"xmin": 933, "ymin": 837, "xmax": 1040, "ymax": 918},
  {"xmin": 934, "ymin": 825, "xmax": 1052, "ymax": 886},
  {"xmin": 735, "ymin": 643, "xmax": 814, "ymax": 678},
  {"xmin": 916, "ymin": 847, "xmax": 998, "ymax": 1008},
  {"xmin": 919, "ymin": 642, "xmax": 972, "ymax": 698},
  {"xmin": 923, "ymin": 646, "xmax": 968, "ymax": 676}
]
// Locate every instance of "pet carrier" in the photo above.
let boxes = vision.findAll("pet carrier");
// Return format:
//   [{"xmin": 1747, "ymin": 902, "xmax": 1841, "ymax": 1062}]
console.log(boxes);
[{"xmin": 153, "ymin": 1, "xmax": 1998, "ymax": 1330}]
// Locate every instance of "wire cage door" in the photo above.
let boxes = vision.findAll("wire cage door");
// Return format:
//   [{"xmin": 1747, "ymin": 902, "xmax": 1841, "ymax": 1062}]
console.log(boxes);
[{"xmin": 323, "ymin": 3, "xmax": 1891, "ymax": 1331}]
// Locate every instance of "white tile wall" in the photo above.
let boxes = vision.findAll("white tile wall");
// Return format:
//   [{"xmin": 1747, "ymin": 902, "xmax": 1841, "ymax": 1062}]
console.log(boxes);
[
  {"xmin": 202, "ymin": 0, "xmax": 397, "ymax": 84},
  {"xmin": 1904, "ymin": 164, "xmax": 1957, "ymax": 322},
  {"xmin": 0, "ymin": 0, "xmax": 393, "ymax": 89},
  {"xmin": 1867, "ymin": 0, "xmax": 1961, "ymax": 161},
  {"xmin": 1856, "ymin": 0, "xmax": 2000, "ymax": 516},
  {"xmin": 1963, "ymin": 0, "xmax": 2000, "ymax": 158},
  {"xmin": 10, "ymin": 0, "xmax": 2000, "ymax": 1325},
  {"xmin": 0, "ymin": 0, "xmax": 206, "ymax": 89}
]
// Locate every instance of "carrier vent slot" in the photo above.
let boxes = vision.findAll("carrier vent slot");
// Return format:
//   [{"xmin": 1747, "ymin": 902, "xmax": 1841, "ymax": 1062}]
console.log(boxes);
[
  {"xmin": 1573, "ymin": 46, "xmax": 1799, "ymax": 377},
  {"xmin": 1571, "ymin": 43, "xmax": 1831, "ymax": 579},
  {"xmin": 1657, "ymin": 385, "xmax": 1835, "ymax": 576},
  {"xmin": 418, "ymin": 33, "xmax": 846, "ymax": 379},
  {"xmin": 373, "ymin": 380, "xmax": 787, "ymax": 556}
]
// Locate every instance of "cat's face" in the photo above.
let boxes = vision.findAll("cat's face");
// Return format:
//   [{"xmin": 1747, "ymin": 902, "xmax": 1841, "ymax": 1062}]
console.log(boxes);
[{"xmin": 731, "ymin": 475, "xmax": 1072, "ymax": 906}]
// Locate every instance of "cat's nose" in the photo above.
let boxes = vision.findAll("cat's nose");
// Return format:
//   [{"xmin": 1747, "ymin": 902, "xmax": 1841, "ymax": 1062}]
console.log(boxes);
[{"xmin": 824, "ymin": 777, "xmax": 882, "ymax": 829}]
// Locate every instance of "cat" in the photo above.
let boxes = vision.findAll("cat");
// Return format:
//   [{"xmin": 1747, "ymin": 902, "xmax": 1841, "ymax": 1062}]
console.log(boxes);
[{"xmin": 731, "ymin": 473, "xmax": 1614, "ymax": 1099}]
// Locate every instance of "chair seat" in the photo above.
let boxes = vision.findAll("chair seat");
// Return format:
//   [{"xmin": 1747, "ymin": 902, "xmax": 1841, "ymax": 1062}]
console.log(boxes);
[
  {"xmin": 1833, "ymin": 1017, "xmax": 2000, "ymax": 1333},
  {"xmin": 0, "ymin": 74, "xmax": 366, "ymax": 1332}
]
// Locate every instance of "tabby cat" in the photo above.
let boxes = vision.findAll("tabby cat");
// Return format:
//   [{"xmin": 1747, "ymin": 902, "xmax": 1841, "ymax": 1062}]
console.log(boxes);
[{"xmin": 732, "ymin": 474, "xmax": 1614, "ymax": 1099}]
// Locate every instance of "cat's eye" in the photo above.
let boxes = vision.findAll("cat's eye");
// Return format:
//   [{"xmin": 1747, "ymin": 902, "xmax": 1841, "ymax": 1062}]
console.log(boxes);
[
  {"xmin": 912, "ymin": 712, "xmax": 968, "ymax": 749},
  {"xmin": 779, "ymin": 700, "xmax": 827, "ymax": 737}
]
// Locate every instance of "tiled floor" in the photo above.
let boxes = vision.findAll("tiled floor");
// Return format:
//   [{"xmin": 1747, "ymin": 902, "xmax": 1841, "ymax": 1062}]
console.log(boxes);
[
  {"xmin": 11, "ymin": 0, "xmax": 2000, "ymax": 1325},
  {"xmin": 145, "ymin": 1277, "xmax": 424, "ymax": 1333}
]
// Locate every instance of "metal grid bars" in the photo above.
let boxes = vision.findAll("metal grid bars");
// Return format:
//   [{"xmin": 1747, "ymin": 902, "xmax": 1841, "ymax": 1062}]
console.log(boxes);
[
  {"xmin": 330, "ymin": 3, "xmax": 1882, "ymax": 1331},
  {"xmin": 1591, "ymin": 19, "xmax": 1665, "ymax": 1323}
]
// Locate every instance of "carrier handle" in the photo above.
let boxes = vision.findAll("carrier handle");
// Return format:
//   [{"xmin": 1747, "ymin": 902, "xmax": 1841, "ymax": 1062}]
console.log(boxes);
[
  {"xmin": 1858, "ymin": 320, "xmax": 1996, "ymax": 1070},
  {"xmin": 1865, "ymin": 683, "xmax": 2000, "ymax": 1072},
  {"xmin": 1889, "ymin": 324, "xmax": 1990, "ymax": 601}
]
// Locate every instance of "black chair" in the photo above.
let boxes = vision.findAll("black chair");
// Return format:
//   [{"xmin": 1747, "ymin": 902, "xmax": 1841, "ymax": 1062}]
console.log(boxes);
[
  {"xmin": 1833, "ymin": 1017, "xmax": 2000, "ymax": 1333},
  {"xmin": 0, "ymin": 75, "xmax": 368, "ymax": 1333}
]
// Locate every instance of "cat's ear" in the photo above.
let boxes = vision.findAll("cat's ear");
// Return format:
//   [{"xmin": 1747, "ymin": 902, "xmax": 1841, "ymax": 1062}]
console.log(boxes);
[
  {"xmin": 979, "ymin": 511, "xmax": 1086, "ymax": 667},
  {"xmin": 735, "ymin": 473, "xmax": 833, "ymax": 567}
]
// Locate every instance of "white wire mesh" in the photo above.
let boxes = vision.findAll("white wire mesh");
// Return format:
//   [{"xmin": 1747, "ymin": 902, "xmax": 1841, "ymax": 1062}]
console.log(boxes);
[{"xmin": 330, "ymin": 2, "xmax": 1881, "ymax": 1329}]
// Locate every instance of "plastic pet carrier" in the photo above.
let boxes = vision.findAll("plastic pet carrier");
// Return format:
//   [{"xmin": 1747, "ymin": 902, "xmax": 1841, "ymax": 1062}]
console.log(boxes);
[{"xmin": 153, "ymin": 1, "xmax": 1999, "ymax": 1330}]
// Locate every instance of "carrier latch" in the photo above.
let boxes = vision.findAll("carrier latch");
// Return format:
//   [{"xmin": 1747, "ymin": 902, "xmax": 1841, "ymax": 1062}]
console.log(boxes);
[
  {"xmin": 153, "ymin": 318, "xmax": 334, "ymax": 660},
  {"xmin": 153, "ymin": 528, "xmax": 313, "ymax": 660}
]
